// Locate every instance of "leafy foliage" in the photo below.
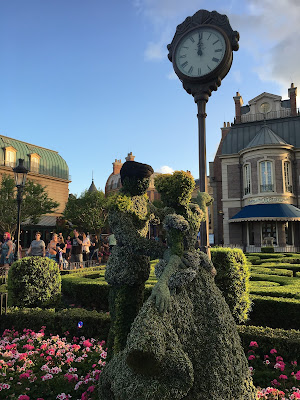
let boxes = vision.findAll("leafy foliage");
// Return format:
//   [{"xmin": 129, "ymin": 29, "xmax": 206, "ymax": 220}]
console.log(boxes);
[
  {"xmin": 0, "ymin": 175, "xmax": 59, "ymax": 235},
  {"xmin": 64, "ymin": 189, "xmax": 108, "ymax": 235},
  {"xmin": 7, "ymin": 256, "xmax": 61, "ymax": 308}
]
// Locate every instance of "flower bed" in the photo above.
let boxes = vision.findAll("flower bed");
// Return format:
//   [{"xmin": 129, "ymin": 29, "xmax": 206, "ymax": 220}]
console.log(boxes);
[
  {"xmin": 0, "ymin": 327, "xmax": 106, "ymax": 399},
  {"xmin": 248, "ymin": 340, "xmax": 300, "ymax": 399}
]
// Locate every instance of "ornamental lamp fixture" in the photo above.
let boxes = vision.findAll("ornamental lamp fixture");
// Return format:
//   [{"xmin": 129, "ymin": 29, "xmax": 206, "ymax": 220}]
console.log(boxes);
[{"xmin": 13, "ymin": 159, "xmax": 29, "ymax": 188}]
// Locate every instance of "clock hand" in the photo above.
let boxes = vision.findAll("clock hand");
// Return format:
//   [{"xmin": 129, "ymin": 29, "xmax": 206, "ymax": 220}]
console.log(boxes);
[{"xmin": 197, "ymin": 33, "xmax": 203, "ymax": 55}]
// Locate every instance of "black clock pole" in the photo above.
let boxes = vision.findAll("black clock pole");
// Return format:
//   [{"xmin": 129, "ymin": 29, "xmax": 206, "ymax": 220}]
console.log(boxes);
[{"xmin": 196, "ymin": 93, "xmax": 210, "ymax": 257}]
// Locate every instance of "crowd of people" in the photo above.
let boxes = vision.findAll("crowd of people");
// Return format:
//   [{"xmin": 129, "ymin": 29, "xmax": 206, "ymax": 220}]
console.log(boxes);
[{"xmin": 0, "ymin": 230, "xmax": 113, "ymax": 271}]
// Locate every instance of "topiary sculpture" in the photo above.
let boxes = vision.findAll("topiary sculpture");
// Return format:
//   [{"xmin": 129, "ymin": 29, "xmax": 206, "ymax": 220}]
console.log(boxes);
[
  {"xmin": 105, "ymin": 161, "xmax": 165, "ymax": 356},
  {"xmin": 8, "ymin": 256, "xmax": 61, "ymax": 308},
  {"xmin": 99, "ymin": 170, "xmax": 257, "ymax": 399}
]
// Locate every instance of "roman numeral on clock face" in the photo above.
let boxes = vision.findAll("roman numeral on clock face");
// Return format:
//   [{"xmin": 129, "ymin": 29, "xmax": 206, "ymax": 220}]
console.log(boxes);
[
  {"xmin": 188, "ymin": 66, "xmax": 193, "ymax": 74},
  {"xmin": 190, "ymin": 37, "xmax": 195, "ymax": 43},
  {"xmin": 181, "ymin": 61, "xmax": 188, "ymax": 68},
  {"xmin": 212, "ymin": 57, "xmax": 219, "ymax": 62}
]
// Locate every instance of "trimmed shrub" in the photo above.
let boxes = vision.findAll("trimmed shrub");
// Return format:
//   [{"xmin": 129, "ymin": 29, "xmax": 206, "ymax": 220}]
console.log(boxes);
[
  {"xmin": 238, "ymin": 324, "xmax": 300, "ymax": 361},
  {"xmin": 250, "ymin": 273, "xmax": 300, "ymax": 299},
  {"xmin": 211, "ymin": 247, "xmax": 251, "ymax": 324},
  {"xmin": 250, "ymin": 266, "xmax": 293, "ymax": 277},
  {"xmin": 261, "ymin": 246, "xmax": 274, "ymax": 253},
  {"xmin": 7, "ymin": 257, "xmax": 61, "ymax": 308},
  {"xmin": 0, "ymin": 307, "xmax": 110, "ymax": 340},
  {"xmin": 249, "ymin": 294, "xmax": 300, "ymax": 330}
]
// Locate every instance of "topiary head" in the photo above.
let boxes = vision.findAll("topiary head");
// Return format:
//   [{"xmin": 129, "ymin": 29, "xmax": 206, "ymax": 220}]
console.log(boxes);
[
  {"xmin": 120, "ymin": 161, "xmax": 153, "ymax": 196},
  {"xmin": 154, "ymin": 171, "xmax": 195, "ymax": 212}
]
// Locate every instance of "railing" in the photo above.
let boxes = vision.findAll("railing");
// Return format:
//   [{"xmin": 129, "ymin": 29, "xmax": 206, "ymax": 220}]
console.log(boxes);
[
  {"xmin": 0, "ymin": 267, "xmax": 8, "ymax": 316},
  {"xmin": 244, "ymin": 186, "xmax": 251, "ymax": 195},
  {"xmin": 240, "ymin": 108, "xmax": 296, "ymax": 123},
  {"xmin": 62, "ymin": 259, "xmax": 99, "ymax": 271},
  {"xmin": 219, "ymin": 244, "xmax": 300, "ymax": 253},
  {"xmin": 260, "ymin": 184, "xmax": 274, "ymax": 192},
  {"xmin": 285, "ymin": 185, "xmax": 293, "ymax": 193}
]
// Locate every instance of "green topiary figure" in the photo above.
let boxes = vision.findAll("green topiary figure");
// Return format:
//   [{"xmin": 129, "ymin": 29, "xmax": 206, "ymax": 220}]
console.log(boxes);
[
  {"xmin": 105, "ymin": 161, "xmax": 164, "ymax": 356},
  {"xmin": 99, "ymin": 171, "xmax": 257, "ymax": 400},
  {"xmin": 8, "ymin": 256, "xmax": 61, "ymax": 308}
]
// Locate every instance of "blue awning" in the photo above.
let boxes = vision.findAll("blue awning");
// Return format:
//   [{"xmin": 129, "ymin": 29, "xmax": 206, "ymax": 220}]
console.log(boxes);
[{"xmin": 230, "ymin": 203, "xmax": 300, "ymax": 222}]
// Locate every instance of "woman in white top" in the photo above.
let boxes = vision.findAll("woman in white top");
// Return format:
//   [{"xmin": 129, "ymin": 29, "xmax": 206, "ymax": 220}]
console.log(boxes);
[{"xmin": 82, "ymin": 232, "xmax": 91, "ymax": 262}]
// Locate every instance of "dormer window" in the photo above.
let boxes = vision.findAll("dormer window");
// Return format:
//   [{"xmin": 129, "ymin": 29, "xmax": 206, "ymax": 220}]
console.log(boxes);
[
  {"xmin": 5, "ymin": 146, "xmax": 17, "ymax": 167},
  {"xmin": 30, "ymin": 153, "xmax": 40, "ymax": 173}
]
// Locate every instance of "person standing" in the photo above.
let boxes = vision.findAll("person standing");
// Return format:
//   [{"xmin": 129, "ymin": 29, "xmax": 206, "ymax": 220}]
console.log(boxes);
[
  {"xmin": 0, "ymin": 232, "xmax": 14, "ymax": 270},
  {"xmin": 47, "ymin": 233, "xmax": 58, "ymax": 261},
  {"xmin": 70, "ymin": 229, "xmax": 83, "ymax": 264},
  {"xmin": 27, "ymin": 232, "xmax": 46, "ymax": 257},
  {"xmin": 65, "ymin": 235, "xmax": 72, "ymax": 260},
  {"xmin": 82, "ymin": 232, "xmax": 91, "ymax": 262}
]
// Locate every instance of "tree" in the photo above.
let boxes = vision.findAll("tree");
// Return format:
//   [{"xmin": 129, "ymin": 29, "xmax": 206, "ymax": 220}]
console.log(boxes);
[
  {"xmin": 0, "ymin": 175, "xmax": 59, "ymax": 235},
  {"xmin": 63, "ymin": 189, "xmax": 108, "ymax": 236}
]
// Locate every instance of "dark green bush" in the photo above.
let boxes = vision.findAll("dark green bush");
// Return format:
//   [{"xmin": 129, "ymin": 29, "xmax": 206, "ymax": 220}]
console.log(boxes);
[
  {"xmin": 0, "ymin": 307, "xmax": 110, "ymax": 340},
  {"xmin": 61, "ymin": 271, "xmax": 110, "ymax": 311},
  {"xmin": 249, "ymin": 294, "xmax": 300, "ymax": 330},
  {"xmin": 238, "ymin": 324, "xmax": 300, "ymax": 361},
  {"xmin": 7, "ymin": 257, "xmax": 61, "ymax": 308},
  {"xmin": 247, "ymin": 253, "xmax": 283, "ymax": 260},
  {"xmin": 211, "ymin": 247, "xmax": 251, "ymax": 324},
  {"xmin": 261, "ymin": 246, "xmax": 274, "ymax": 253}
]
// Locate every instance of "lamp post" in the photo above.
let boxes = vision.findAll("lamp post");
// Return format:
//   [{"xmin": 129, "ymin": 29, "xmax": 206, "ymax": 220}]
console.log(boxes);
[{"xmin": 13, "ymin": 159, "xmax": 29, "ymax": 261}]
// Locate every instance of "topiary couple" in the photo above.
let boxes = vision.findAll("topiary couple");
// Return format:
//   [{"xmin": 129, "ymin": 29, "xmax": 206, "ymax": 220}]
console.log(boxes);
[{"xmin": 100, "ymin": 161, "xmax": 257, "ymax": 400}]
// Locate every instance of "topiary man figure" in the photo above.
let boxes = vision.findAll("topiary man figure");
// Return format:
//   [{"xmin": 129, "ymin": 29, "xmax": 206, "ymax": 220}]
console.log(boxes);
[{"xmin": 105, "ymin": 160, "xmax": 164, "ymax": 357}]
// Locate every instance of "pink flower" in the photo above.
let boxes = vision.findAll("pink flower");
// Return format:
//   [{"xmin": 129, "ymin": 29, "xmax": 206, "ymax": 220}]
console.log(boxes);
[
  {"xmin": 270, "ymin": 348, "xmax": 277, "ymax": 354},
  {"xmin": 248, "ymin": 355, "xmax": 255, "ymax": 361},
  {"xmin": 87, "ymin": 385, "xmax": 95, "ymax": 393},
  {"xmin": 271, "ymin": 379, "xmax": 280, "ymax": 386},
  {"xmin": 83, "ymin": 340, "xmax": 92, "ymax": 348},
  {"xmin": 18, "ymin": 396, "xmax": 30, "ymax": 400},
  {"xmin": 278, "ymin": 374, "xmax": 288, "ymax": 380},
  {"xmin": 249, "ymin": 341, "xmax": 258, "ymax": 348}
]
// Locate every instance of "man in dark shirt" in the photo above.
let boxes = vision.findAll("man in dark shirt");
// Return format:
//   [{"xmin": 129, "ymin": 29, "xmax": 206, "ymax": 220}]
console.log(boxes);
[{"xmin": 70, "ymin": 229, "xmax": 83, "ymax": 263}]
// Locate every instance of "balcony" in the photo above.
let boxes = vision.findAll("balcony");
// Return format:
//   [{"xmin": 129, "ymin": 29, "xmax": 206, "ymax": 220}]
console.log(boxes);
[
  {"xmin": 260, "ymin": 184, "xmax": 274, "ymax": 192},
  {"xmin": 237, "ymin": 108, "xmax": 299, "ymax": 124}
]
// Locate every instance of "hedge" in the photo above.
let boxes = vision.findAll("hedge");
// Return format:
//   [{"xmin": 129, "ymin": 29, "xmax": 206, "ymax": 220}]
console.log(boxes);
[
  {"xmin": 250, "ymin": 273, "xmax": 300, "ymax": 299},
  {"xmin": 0, "ymin": 307, "xmax": 110, "ymax": 340},
  {"xmin": 211, "ymin": 247, "xmax": 251, "ymax": 324},
  {"xmin": 248, "ymin": 294, "xmax": 300, "ymax": 330},
  {"xmin": 1, "ymin": 307, "xmax": 299, "ymax": 363},
  {"xmin": 250, "ymin": 266, "xmax": 293, "ymax": 277}
]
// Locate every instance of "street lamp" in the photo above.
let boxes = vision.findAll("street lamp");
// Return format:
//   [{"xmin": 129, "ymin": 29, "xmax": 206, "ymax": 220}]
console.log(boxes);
[{"xmin": 13, "ymin": 159, "xmax": 29, "ymax": 260}]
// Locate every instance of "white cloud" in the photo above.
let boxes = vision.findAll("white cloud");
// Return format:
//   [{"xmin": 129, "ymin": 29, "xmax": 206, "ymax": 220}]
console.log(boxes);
[{"xmin": 157, "ymin": 165, "xmax": 174, "ymax": 174}]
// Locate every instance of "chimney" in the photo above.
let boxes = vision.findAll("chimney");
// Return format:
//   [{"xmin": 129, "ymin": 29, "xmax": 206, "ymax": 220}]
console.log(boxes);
[
  {"xmin": 221, "ymin": 122, "xmax": 231, "ymax": 139},
  {"xmin": 233, "ymin": 92, "xmax": 243, "ymax": 123},
  {"xmin": 288, "ymin": 83, "xmax": 297, "ymax": 116},
  {"xmin": 113, "ymin": 159, "xmax": 122, "ymax": 175},
  {"xmin": 125, "ymin": 152, "xmax": 135, "ymax": 162}
]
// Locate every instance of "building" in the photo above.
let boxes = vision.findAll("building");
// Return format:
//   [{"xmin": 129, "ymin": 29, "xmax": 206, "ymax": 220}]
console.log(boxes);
[
  {"xmin": 210, "ymin": 84, "xmax": 300, "ymax": 251},
  {"xmin": 0, "ymin": 135, "xmax": 70, "ymax": 246}
]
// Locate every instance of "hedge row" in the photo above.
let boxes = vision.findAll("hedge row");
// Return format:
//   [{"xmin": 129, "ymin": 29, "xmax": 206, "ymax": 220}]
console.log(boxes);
[
  {"xmin": 249, "ymin": 294, "xmax": 300, "ymax": 330},
  {"xmin": 250, "ymin": 266, "xmax": 293, "ymax": 277},
  {"xmin": 0, "ymin": 307, "xmax": 110, "ymax": 340},
  {"xmin": 1, "ymin": 308, "xmax": 299, "ymax": 362},
  {"xmin": 250, "ymin": 273, "xmax": 300, "ymax": 299}
]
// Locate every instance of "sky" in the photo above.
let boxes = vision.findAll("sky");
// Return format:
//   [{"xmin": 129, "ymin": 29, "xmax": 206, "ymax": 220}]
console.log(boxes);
[{"xmin": 1, "ymin": 0, "xmax": 300, "ymax": 196}]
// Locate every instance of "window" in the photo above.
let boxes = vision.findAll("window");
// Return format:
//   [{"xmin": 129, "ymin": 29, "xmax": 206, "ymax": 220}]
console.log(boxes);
[
  {"xmin": 260, "ymin": 161, "xmax": 274, "ymax": 192},
  {"xmin": 30, "ymin": 154, "xmax": 40, "ymax": 173},
  {"xmin": 248, "ymin": 222, "xmax": 255, "ymax": 245},
  {"xmin": 283, "ymin": 161, "xmax": 292, "ymax": 193},
  {"xmin": 243, "ymin": 164, "xmax": 251, "ymax": 195},
  {"xmin": 285, "ymin": 222, "xmax": 293, "ymax": 245},
  {"xmin": 261, "ymin": 222, "xmax": 277, "ymax": 245},
  {"xmin": 5, "ymin": 147, "xmax": 16, "ymax": 167}
]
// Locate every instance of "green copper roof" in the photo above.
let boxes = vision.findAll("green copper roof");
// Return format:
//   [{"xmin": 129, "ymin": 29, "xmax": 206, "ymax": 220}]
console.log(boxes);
[
  {"xmin": 222, "ymin": 116, "xmax": 300, "ymax": 155},
  {"xmin": 245, "ymin": 123, "xmax": 287, "ymax": 149},
  {"xmin": 0, "ymin": 135, "xmax": 69, "ymax": 180}
]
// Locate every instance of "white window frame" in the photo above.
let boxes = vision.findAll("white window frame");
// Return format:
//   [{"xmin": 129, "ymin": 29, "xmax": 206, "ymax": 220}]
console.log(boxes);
[
  {"xmin": 259, "ymin": 160, "xmax": 274, "ymax": 193},
  {"xmin": 5, "ymin": 147, "xmax": 17, "ymax": 167},
  {"xmin": 283, "ymin": 160, "xmax": 293, "ymax": 193},
  {"xmin": 243, "ymin": 163, "xmax": 251, "ymax": 196},
  {"xmin": 30, "ymin": 153, "xmax": 40, "ymax": 173}
]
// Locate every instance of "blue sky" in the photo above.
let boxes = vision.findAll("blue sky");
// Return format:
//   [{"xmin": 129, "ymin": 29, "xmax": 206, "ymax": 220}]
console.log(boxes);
[{"xmin": 1, "ymin": 0, "xmax": 300, "ymax": 196}]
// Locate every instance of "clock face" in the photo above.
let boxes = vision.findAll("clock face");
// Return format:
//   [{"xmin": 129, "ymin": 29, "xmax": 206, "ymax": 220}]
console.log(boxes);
[{"xmin": 174, "ymin": 26, "xmax": 227, "ymax": 78}]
